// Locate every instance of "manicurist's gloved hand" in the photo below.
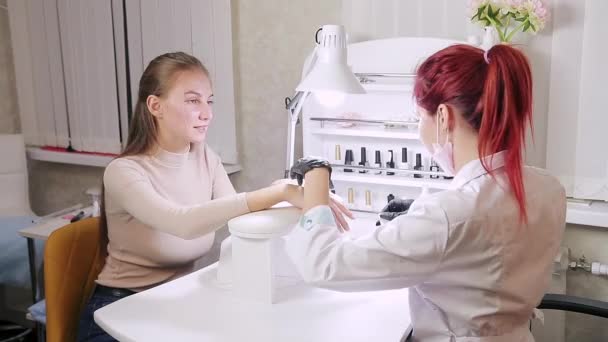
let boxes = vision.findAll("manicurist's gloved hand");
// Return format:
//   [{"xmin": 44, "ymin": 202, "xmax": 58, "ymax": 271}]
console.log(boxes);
[
  {"xmin": 290, "ymin": 157, "xmax": 353, "ymax": 231},
  {"xmin": 289, "ymin": 156, "xmax": 334, "ymax": 191},
  {"xmin": 379, "ymin": 198, "xmax": 415, "ymax": 221}
]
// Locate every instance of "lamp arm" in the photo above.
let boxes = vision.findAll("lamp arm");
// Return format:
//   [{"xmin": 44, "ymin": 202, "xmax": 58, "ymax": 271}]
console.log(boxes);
[
  {"xmin": 284, "ymin": 91, "xmax": 310, "ymax": 177},
  {"xmin": 282, "ymin": 28, "xmax": 324, "ymax": 178},
  {"xmin": 285, "ymin": 91, "xmax": 305, "ymax": 115}
]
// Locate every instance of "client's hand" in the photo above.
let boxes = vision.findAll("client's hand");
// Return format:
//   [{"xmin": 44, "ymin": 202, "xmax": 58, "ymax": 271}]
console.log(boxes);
[
  {"xmin": 284, "ymin": 184, "xmax": 354, "ymax": 233},
  {"xmin": 379, "ymin": 198, "xmax": 414, "ymax": 221},
  {"xmin": 329, "ymin": 192, "xmax": 354, "ymax": 233}
]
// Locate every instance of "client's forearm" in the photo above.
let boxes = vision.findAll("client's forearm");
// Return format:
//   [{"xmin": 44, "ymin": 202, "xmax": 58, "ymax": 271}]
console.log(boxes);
[
  {"xmin": 245, "ymin": 183, "xmax": 301, "ymax": 212},
  {"xmin": 303, "ymin": 168, "xmax": 330, "ymax": 212}
]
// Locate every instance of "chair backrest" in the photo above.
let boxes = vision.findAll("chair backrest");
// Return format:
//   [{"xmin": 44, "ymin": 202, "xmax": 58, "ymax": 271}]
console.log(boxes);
[
  {"xmin": 539, "ymin": 293, "xmax": 608, "ymax": 318},
  {"xmin": 0, "ymin": 134, "xmax": 32, "ymax": 216},
  {"xmin": 44, "ymin": 217, "xmax": 105, "ymax": 342}
]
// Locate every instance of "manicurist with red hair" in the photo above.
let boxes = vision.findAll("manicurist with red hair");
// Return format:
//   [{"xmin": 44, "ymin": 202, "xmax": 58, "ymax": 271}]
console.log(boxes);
[{"xmin": 285, "ymin": 44, "xmax": 567, "ymax": 341}]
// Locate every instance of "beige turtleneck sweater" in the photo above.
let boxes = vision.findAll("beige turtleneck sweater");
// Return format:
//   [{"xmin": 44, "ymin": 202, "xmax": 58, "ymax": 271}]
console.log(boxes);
[{"xmin": 96, "ymin": 144, "xmax": 250, "ymax": 290}]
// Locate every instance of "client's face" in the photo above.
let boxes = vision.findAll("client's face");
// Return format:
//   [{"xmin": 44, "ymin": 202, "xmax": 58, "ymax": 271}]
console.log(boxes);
[{"xmin": 160, "ymin": 70, "xmax": 214, "ymax": 146}]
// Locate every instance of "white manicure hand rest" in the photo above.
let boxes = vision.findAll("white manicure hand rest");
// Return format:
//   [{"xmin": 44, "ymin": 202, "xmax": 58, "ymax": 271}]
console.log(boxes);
[
  {"xmin": 217, "ymin": 202, "xmax": 302, "ymax": 303},
  {"xmin": 218, "ymin": 202, "xmax": 411, "ymax": 303}
]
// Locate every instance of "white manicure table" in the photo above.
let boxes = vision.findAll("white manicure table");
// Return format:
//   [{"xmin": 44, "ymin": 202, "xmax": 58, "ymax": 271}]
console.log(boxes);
[{"xmin": 94, "ymin": 207, "xmax": 412, "ymax": 342}]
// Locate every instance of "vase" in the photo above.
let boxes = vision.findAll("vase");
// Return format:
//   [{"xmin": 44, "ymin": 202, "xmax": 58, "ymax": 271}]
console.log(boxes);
[{"xmin": 481, "ymin": 26, "xmax": 501, "ymax": 50}]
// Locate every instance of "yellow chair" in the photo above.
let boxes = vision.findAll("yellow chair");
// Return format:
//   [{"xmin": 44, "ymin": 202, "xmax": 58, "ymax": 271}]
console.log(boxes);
[{"xmin": 44, "ymin": 217, "xmax": 105, "ymax": 342}]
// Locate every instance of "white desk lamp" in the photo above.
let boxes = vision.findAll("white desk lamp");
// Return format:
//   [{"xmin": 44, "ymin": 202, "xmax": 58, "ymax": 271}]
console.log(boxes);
[{"xmin": 284, "ymin": 24, "xmax": 365, "ymax": 177}]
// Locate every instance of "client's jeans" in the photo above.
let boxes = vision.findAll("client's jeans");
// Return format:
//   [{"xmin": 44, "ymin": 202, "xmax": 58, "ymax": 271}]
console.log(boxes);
[{"xmin": 77, "ymin": 285, "xmax": 135, "ymax": 342}]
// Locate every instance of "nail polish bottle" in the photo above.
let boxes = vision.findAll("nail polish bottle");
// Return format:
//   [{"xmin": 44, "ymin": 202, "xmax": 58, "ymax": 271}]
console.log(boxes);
[
  {"xmin": 374, "ymin": 150, "xmax": 382, "ymax": 175},
  {"xmin": 435, "ymin": 160, "xmax": 454, "ymax": 180},
  {"xmin": 335, "ymin": 144, "xmax": 342, "ymax": 163},
  {"xmin": 344, "ymin": 149, "xmax": 354, "ymax": 172},
  {"xmin": 430, "ymin": 159, "xmax": 440, "ymax": 179},
  {"xmin": 359, "ymin": 147, "xmax": 369, "ymax": 173},
  {"xmin": 413, "ymin": 153, "xmax": 423, "ymax": 178},
  {"xmin": 386, "ymin": 150, "xmax": 395, "ymax": 175},
  {"xmin": 348, "ymin": 188, "xmax": 355, "ymax": 209},
  {"xmin": 364, "ymin": 190, "xmax": 373, "ymax": 211},
  {"xmin": 399, "ymin": 147, "xmax": 410, "ymax": 176}
]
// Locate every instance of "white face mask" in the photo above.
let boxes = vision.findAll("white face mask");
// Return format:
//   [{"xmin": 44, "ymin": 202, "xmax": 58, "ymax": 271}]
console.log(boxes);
[{"xmin": 430, "ymin": 113, "xmax": 456, "ymax": 176}]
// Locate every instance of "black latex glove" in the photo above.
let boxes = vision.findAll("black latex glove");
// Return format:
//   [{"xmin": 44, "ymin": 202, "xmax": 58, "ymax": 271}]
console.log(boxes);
[
  {"xmin": 289, "ymin": 156, "xmax": 334, "ymax": 190},
  {"xmin": 379, "ymin": 198, "xmax": 415, "ymax": 221}
]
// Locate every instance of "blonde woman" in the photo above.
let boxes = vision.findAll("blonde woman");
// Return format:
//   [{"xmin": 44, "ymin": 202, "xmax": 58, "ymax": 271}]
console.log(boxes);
[{"xmin": 77, "ymin": 52, "xmax": 351, "ymax": 341}]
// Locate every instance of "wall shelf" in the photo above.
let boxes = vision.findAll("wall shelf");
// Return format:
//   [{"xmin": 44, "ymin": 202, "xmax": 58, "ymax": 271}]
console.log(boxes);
[
  {"xmin": 566, "ymin": 200, "xmax": 608, "ymax": 229},
  {"xmin": 26, "ymin": 147, "xmax": 242, "ymax": 174},
  {"xmin": 27, "ymin": 147, "xmax": 114, "ymax": 167},
  {"xmin": 310, "ymin": 127, "xmax": 418, "ymax": 140},
  {"xmin": 361, "ymin": 81, "xmax": 413, "ymax": 93},
  {"xmin": 332, "ymin": 172, "xmax": 452, "ymax": 190}
]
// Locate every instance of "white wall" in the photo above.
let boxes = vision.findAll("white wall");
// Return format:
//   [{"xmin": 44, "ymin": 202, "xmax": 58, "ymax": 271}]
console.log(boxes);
[
  {"xmin": 546, "ymin": 0, "xmax": 608, "ymax": 201},
  {"xmin": 541, "ymin": 4, "xmax": 608, "ymax": 337},
  {"xmin": 343, "ymin": 0, "xmax": 475, "ymax": 41}
]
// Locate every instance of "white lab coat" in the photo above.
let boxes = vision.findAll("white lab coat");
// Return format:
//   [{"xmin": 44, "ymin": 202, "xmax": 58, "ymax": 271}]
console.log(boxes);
[{"xmin": 285, "ymin": 151, "xmax": 566, "ymax": 342}]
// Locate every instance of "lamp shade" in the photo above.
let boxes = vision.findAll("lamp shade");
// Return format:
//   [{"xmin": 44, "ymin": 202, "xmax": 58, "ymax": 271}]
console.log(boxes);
[{"xmin": 295, "ymin": 25, "xmax": 365, "ymax": 94}]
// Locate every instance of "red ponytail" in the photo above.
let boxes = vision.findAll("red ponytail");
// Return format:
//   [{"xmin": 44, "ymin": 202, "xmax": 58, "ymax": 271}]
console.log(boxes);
[{"xmin": 413, "ymin": 44, "xmax": 533, "ymax": 222}]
